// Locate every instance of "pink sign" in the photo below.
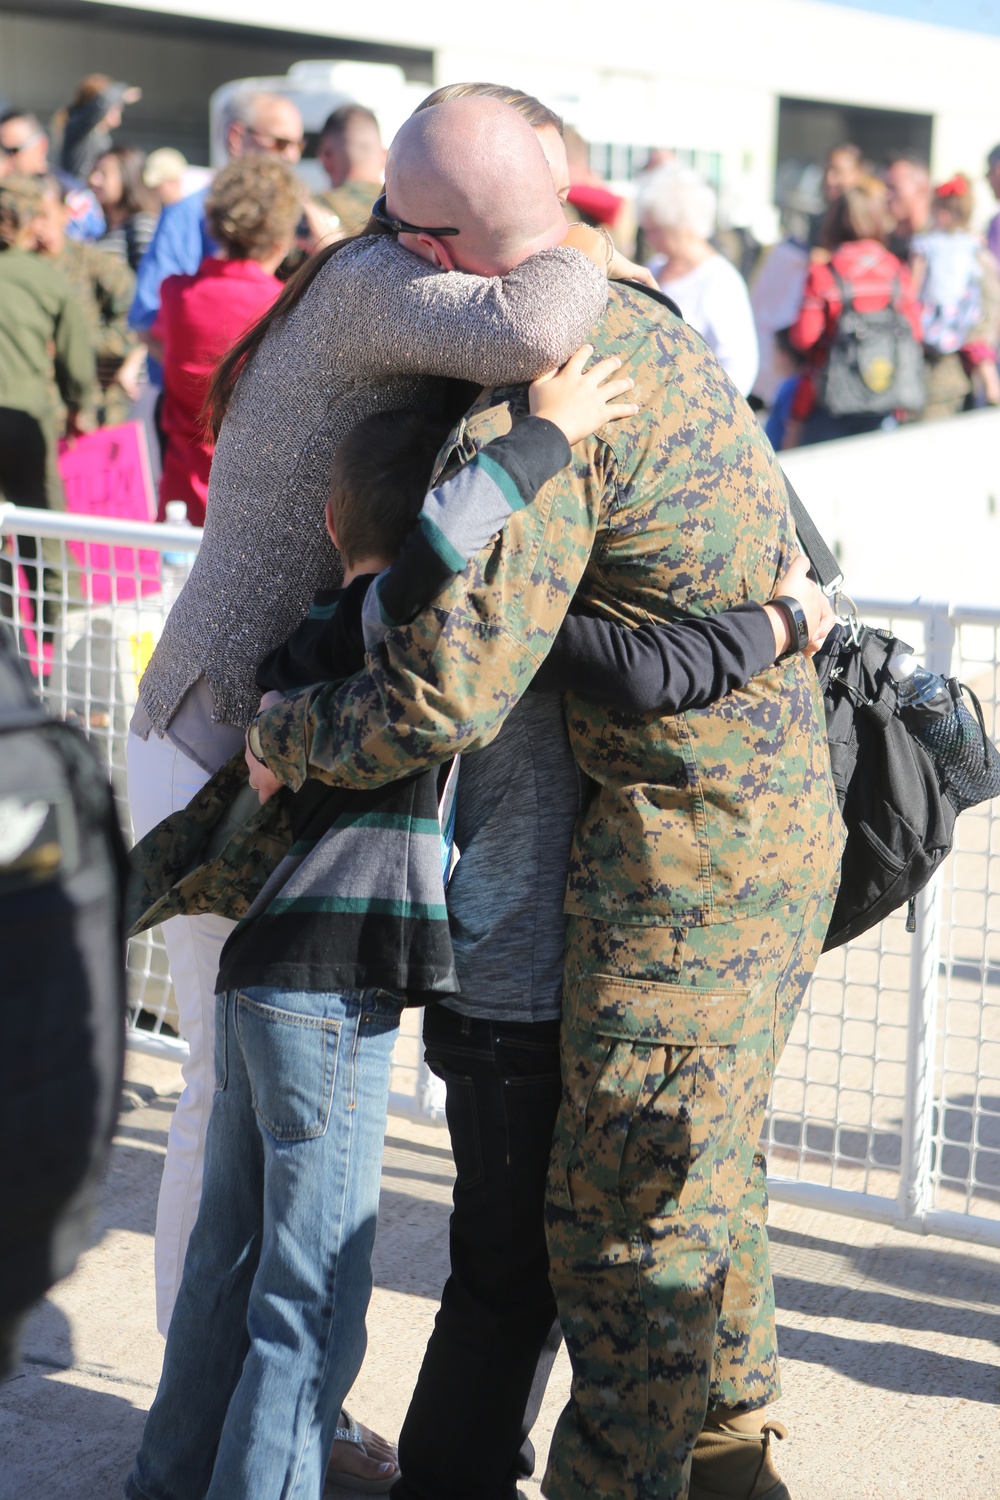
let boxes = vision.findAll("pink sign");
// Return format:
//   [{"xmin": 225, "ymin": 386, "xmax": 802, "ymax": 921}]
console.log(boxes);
[{"xmin": 58, "ymin": 421, "xmax": 161, "ymax": 603}]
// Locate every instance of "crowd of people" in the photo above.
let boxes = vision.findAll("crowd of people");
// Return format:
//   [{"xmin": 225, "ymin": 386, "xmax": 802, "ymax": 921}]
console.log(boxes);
[
  {"xmin": 0, "ymin": 65, "xmax": 991, "ymax": 1500},
  {"xmin": 749, "ymin": 142, "xmax": 1000, "ymax": 447}
]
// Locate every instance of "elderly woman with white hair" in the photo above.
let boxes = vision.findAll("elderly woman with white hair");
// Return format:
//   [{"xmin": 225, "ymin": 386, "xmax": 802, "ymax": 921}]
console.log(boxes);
[{"xmin": 640, "ymin": 163, "xmax": 760, "ymax": 395}]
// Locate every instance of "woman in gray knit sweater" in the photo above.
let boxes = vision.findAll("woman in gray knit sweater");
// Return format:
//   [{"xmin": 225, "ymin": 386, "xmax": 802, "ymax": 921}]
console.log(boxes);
[{"xmin": 125, "ymin": 90, "xmax": 629, "ymax": 1464}]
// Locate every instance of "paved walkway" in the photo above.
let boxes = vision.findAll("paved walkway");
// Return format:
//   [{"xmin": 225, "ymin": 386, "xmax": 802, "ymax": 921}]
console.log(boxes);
[{"xmin": 2, "ymin": 1050, "xmax": 999, "ymax": 1499}]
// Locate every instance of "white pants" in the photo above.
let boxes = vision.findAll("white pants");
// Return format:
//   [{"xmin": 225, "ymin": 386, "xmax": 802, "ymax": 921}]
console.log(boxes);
[{"xmin": 127, "ymin": 729, "xmax": 236, "ymax": 1337}]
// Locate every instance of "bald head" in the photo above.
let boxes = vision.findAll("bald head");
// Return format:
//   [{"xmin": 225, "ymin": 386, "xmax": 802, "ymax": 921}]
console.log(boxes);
[{"xmin": 386, "ymin": 97, "xmax": 566, "ymax": 275}]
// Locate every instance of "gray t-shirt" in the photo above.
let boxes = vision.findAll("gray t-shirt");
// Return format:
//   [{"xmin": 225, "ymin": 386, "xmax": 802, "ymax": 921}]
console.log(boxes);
[
  {"xmin": 130, "ymin": 676, "xmax": 245, "ymax": 775},
  {"xmin": 445, "ymin": 692, "xmax": 583, "ymax": 1022}
]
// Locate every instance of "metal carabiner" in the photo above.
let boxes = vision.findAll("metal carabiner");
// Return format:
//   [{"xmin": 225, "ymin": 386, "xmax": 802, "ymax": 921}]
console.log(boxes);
[{"xmin": 832, "ymin": 589, "xmax": 862, "ymax": 646}]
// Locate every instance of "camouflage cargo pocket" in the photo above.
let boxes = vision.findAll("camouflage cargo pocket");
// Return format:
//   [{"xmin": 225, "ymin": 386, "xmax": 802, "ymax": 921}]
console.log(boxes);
[{"xmin": 553, "ymin": 974, "xmax": 749, "ymax": 1227}]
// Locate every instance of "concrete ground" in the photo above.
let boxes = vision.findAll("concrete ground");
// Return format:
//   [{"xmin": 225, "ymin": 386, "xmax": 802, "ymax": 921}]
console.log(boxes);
[{"xmin": 2, "ymin": 1051, "xmax": 999, "ymax": 1500}]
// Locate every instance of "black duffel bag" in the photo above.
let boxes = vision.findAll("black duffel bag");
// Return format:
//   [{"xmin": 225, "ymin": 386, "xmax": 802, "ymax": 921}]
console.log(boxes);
[
  {"xmin": 812, "ymin": 620, "xmax": 955, "ymax": 948},
  {"xmin": 786, "ymin": 481, "xmax": 1000, "ymax": 951}
]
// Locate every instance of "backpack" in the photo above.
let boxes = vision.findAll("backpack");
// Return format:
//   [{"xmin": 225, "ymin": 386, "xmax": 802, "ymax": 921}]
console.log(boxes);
[
  {"xmin": 818, "ymin": 263, "xmax": 926, "ymax": 417},
  {"xmin": 786, "ymin": 487, "xmax": 1000, "ymax": 951},
  {"xmin": 913, "ymin": 230, "xmax": 982, "ymax": 355},
  {"xmin": 0, "ymin": 625, "xmax": 128, "ymax": 1364}
]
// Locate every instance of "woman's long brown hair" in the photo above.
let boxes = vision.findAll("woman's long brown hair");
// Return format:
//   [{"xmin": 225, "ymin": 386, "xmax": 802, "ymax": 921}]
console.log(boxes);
[{"xmin": 205, "ymin": 228, "xmax": 381, "ymax": 437}]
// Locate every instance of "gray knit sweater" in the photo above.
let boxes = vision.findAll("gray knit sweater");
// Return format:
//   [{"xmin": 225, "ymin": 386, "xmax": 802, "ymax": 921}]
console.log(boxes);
[{"xmin": 137, "ymin": 233, "xmax": 607, "ymax": 734}]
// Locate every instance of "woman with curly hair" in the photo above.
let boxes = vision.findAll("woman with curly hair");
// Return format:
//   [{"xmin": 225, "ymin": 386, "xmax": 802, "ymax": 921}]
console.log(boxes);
[{"xmin": 151, "ymin": 156, "xmax": 302, "ymax": 525}]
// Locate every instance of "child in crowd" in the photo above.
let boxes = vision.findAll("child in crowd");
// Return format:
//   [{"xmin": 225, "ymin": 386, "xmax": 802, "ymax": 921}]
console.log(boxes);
[
  {"xmin": 911, "ymin": 173, "xmax": 1000, "ymax": 416},
  {"xmin": 127, "ymin": 349, "xmax": 827, "ymax": 1500}
]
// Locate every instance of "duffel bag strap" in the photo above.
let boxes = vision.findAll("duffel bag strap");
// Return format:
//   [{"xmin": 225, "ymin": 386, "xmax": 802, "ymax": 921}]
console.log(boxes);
[
  {"xmin": 858, "ymin": 631, "xmax": 897, "ymax": 728},
  {"xmin": 781, "ymin": 473, "xmax": 866, "ymax": 643},
  {"xmin": 782, "ymin": 474, "xmax": 843, "ymax": 592}
]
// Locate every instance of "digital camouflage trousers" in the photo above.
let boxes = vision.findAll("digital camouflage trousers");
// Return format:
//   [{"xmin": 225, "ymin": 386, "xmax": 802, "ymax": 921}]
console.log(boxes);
[{"xmin": 543, "ymin": 889, "xmax": 835, "ymax": 1500}]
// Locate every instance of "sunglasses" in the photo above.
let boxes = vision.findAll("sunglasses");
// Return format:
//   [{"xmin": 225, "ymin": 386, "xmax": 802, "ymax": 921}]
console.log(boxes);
[
  {"xmin": 247, "ymin": 128, "xmax": 303, "ymax": 155},
  {"xmin": 0, "ymin": 131, "xmax": 44, "ymax": 157},
  {"xmin": 370, "ymin": 193, "xmax": 460, "ymax": 238}
]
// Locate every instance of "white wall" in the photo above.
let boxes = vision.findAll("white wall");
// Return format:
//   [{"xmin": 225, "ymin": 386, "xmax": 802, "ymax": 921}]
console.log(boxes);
[{"xmin": 782, "ymin": 411, "xmax": 1000, "ymax": 607}]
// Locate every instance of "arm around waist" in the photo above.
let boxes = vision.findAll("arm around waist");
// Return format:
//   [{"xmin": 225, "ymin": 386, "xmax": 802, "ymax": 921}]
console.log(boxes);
[{"xmin": 532, "ymin": 601, "xmax": 778, "ymax": 713}]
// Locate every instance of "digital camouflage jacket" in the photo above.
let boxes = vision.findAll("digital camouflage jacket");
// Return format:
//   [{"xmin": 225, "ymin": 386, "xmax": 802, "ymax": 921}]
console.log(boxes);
[
  {"xmin": 255, "ymin": 284, "xmax": 844, "ymax": 928},
  {"xmin": 45, "ymin": 241, "xmax": 140, "ymax": 430},
  {"xmin": 314, "ymin": 179, "xmax": 381, "ymax": 239}
]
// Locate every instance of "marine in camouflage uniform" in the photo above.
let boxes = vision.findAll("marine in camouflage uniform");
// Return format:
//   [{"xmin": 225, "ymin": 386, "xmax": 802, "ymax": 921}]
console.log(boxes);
[
  {"xmin": 253, "ymin": 283, "xmax": 844, "ymax": 1500},
  {"xmin": 53, "ymin": 238, "xmax": 141, "ymax": 430},
  {"xmin": 315, "ymin": 179, "xmax": 382, "ymax": 239}
]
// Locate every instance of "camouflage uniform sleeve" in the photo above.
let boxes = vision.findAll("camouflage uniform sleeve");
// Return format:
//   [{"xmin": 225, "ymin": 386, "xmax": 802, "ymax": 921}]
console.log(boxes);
[
  {"xmin": 254, "ymin": 418, "xmax": 611, "ymax": 791},
  {"xmin": 53, "ymin": 277, "xmax": 97, "ymax": 410},
  {"xmin": 92, "ymin": 251, "xmax": 140, "ymax": 363}
]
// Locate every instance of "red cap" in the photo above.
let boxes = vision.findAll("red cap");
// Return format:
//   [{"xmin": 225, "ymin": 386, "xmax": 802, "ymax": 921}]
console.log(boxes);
[{"xmin": 566, "ymin": 181, "xmax": 624, "ymax": 227}]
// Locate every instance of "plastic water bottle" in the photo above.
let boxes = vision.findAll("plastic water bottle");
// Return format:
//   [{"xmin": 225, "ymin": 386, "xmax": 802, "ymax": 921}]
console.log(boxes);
[
  {"xmin": 889, "ymin": 651, "xmax": 1000, "ymax": 815},
  {"xmin": 161, "ymin": 500, "xmax": 193, "ymax": 605},
  {"xmin": 888, "ymin": 652, "xmax": 953, "ymax": 724}
]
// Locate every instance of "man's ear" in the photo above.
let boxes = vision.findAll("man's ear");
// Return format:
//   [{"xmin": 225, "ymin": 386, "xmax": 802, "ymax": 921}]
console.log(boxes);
[
  {"xmin": 226, "ymin": 121, "xmax": 246, "ymax": 159},
  {"xmin": 415, "ymin": 232, "xmax": 457, "ymax": 271}
]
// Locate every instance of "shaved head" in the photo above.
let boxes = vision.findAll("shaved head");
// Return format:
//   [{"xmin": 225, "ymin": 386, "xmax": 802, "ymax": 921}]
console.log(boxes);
[{"xmin": 385, "ymin": 97, "xmax": 567, "ymax": 274}]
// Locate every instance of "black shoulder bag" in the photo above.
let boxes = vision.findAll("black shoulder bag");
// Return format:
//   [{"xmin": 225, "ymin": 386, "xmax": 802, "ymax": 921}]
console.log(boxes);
[{"xmin": 785, "ymin": 482, "xmax": 1000, "ymax": 951}]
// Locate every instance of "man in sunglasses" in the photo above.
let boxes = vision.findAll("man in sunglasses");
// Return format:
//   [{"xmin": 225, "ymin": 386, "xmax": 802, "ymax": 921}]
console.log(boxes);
[
  {"xmin": 0, "ymin": 109, "xmax": 104, "ymax": 241},
  {"xmin": 0, "ymin": 113, "xmax": 48, "ymax": 178},
  {"xmin": 128, "ymin": 91, "xmax": 325, "ymax": 388}
]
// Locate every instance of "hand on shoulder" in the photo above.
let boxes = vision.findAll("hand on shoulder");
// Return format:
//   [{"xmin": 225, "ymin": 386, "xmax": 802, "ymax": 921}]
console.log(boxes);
[{"xmin": 529, "ymin": 344, "xmax": 640, "ymax": 445}]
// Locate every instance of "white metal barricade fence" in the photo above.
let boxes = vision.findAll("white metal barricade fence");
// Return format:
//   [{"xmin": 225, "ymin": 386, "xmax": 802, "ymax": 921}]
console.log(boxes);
[
  {"xmin": 764, "ymin": 597, "xmax": 1000, "ymax": 1248},
  {"xmin": 2, "ymin": 505, "xmax": 998, "ymax": 1239},
  {"xmin": 0, "ymin": 503, "xmax": 436, "ymax": 1114}
]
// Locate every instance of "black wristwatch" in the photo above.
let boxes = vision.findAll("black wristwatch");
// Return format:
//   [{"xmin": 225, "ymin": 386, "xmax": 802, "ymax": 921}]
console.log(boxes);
[
  {"xmin": 769, "ymin": 595, "xmax": 810, "ymax": 660},
  {"xmin": 248, "ymin": 715, "xmax": 267, "ymax": 766}
]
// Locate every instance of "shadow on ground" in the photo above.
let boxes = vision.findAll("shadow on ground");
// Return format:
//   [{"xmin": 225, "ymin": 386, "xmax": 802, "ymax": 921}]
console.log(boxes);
[
  {"xmin": 0, "ymin": 1365, "xmax": 148, "ymax": 1498},
  {"xmin": 775, "ymin": 1321, "xmax": 1000, "ymax": 1403},
  {"xmin": 771, "ymin": 1225, "xmax": 1000, "ymax": 1404},
  {"xmin": 370, "ymin": 1186, "xmax": 451, "ymax": 1302}
]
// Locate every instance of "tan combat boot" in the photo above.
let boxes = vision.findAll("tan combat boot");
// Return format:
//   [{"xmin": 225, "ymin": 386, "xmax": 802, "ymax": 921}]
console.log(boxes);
[{"xmin": 688, "ymin": 1408, "xmax": 790, "ymax": 1500}]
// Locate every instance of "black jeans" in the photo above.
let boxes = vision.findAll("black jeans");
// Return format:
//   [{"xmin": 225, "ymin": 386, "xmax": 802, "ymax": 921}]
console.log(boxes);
[{"xmin": 392, "ymin": 1007, "xmax": 563, "ymax": 1500}]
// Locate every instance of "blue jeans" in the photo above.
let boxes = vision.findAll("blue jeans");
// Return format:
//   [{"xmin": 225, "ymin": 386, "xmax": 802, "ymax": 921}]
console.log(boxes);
[{"xmin": 125, "ymin": 985, "xmax": 403, "ymax": 1500}]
